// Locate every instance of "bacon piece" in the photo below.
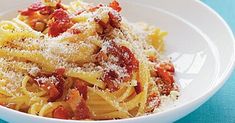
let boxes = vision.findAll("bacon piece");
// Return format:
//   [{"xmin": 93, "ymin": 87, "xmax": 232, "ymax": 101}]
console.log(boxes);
[
  {"xmin": 94, "ymin": 11, "xmax": 122, "ymax": 35},
  {"xmin": 108, "ymin": 12, "xmax": 122, "ymax": 29},
  {"xmin": 53, "ymin": 106, "xmax": 71, "ymax": 119},
  {"xmin": 66, "ymin": 89, "xmax": 82, "ymax": 110},
  {"xmin": 28, "ymin": 2, "xmax": 44, "ymax": 11},
  {"xmin": 0, "ymin": 103, "xmax": 17, "ymax": 109},
  {"xmin": 107, "ymin": 42, "xmax": 139, "ymax": 75},
  {"xmin": 74, "ymin": 99, "xmax": 90, "ymax": 120},
  {"xmin": 33, "ymin": 70, "xmax": 65, "ymax": 102},
  {"xmin": 66, "ymin": 89, "xmax": 90, "ymax": 120},
  {"xmin": 74, "ymin": 80, "xmax": 88, "ymax": 100},
  {"xmin": 48, "ymin": 9, "xmax": 74, "ymax": 37},
  {"xmin": 155, "ymin": 67, "xmax": 174, "ymax": 95},
  {"xmin": 20, "ymin": 1, "xmax": 65, "ymax": 16},
  {"xmin": 0, "ymin": 103, "xmax": 4, "ymax": 106},
  {"xmin": 76, "ymin": 10, "xmax": 85, "ymax": 15},
  {"xmin": 46, "ymin": 83, "xmax": 61, "ymax": 101},
  {"xmin": 39, "ymin": 6, "xmax": 54, "ymax": 15},
  {"xmin": 95, "ymin": 51, "xmax": 108, "ymax": 62},
  {"xmin": 98, "ymin": 42, "xmax": 139, "ymax": 91},
  {"xmin": 156, "ymin": 67, "xmax": 174, "ymax": 84},
  {"xmin": 55, "ymin": 68, "xmax": 65, "ymax": 75},
  {"xmin": 109, "ymin": 0, "xmax": 122, "ymax": 12},
  {"xmin": 68, "ymin": 29, "xmax": 82, "ymax": 34},
  {"xmin": 103, "ymin": 70, "xmax": 119, "ymax": 92},
  {"xmin": 146, "ymin": 92, "xmax": 161, "ymax": 112},
  {"xmin": 88, "ymin": 4, "xmax": 103, "ymax": 12},
  {"xmin": 56, "ymin": 2, "xmax": 67, "ymax": 10},
  {"xmin": 148, "ymin": 56, "xmax": 157, "ymax": 62},
  {"xmin": 20, "ymin": 2, "xmax": 46, "ymax": 16},
  {"xmin": 134, "ymin": 82, "xmax": 142, "ymax": 94},
  {"xmin": 160, "ymin": 62, "xmax": 175, "ymax": 73}
]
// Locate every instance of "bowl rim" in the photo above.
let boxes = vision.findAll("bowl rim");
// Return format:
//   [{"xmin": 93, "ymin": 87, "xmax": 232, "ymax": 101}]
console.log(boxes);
[{"xmin": 0, "ymin": 0, "xmax": 234, "ymax": 123}]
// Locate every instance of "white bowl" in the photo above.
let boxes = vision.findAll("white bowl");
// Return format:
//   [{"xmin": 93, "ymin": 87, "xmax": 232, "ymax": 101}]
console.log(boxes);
[{"xmin": 0, "ymin": 0, "xmax": 234, "ymax": 123}]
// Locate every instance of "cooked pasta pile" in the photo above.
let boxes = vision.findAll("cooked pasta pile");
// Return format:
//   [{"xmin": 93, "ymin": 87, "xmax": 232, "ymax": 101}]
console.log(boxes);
[{"xmin": 0, "ymin": 0, "xmax": 179, "ymax": 120}]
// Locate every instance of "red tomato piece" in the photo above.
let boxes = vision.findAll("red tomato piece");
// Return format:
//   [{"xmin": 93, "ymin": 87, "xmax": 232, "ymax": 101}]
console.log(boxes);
[{"xmin": 53, "ymin": 106, "xmax": 71, "ymax": 119}]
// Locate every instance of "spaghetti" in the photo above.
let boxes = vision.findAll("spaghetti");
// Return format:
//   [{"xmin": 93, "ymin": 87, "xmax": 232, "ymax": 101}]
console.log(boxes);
[{"xmin": 0, "ymin": 0, "xmax": 179, "ymax": 120}]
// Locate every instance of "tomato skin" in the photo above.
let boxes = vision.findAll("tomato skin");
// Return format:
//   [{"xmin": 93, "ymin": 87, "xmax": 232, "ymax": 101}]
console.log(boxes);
[{"xmin": 53, "ymin": 106, "xmax": 71, "ymax": 119}]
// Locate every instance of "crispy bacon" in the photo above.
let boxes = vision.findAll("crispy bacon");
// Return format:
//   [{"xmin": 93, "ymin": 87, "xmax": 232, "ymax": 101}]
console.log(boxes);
[
  {"xmin": 148, "ymin": 56, "xmax": 157, "ymax": 62},
  {"xmin": 39, "ymin": 6, "xmax": 54, "ymax": 15},
  {"xmin": 108, "ymin": 12, "xmax": 122, "ymax": 28},
  {"xmin": 68, "ymin": 29, "xmax": 82, "ymax": 35},
  {"xmin": 74, "ymin": 80, "xmax": 88, "ymax": 100},
  {"xmin": 94, "ymin": 11, "xmax": 122, "ymax": 35},
  {"xmin": 88, "ymin": 4, "xmax": 103, "ymax": 12},
  {"xmin": 53, "ymin": 106, "xmax": 71, "ymax": 119},
  {"xmin": 155, "ymin": 63, "xmax": 175, "ymax": 95},
  {"xmin": 56, "ymin": 2, "xmax": 67, "ymax": 10},
  {"xmin": 48, "ymin": 9, "xmax": 74, "ymax": 37},
  {"xmin": 66, "ymin": 89, "xmax": 90, "ymax": 120},
  {"xmin": 28, "ymin": 2, "xmax": 44, "ymax": 11},
  {"xmin": 0, "ymin": 103, "xmax": 4, "ymax": 106},
  {"xmin": 107, "ymin": 42, "xmax": 139, "ymax": 75},
  {"xmin": 0, "ymin": 103, "xmax": 17, "ymax": 109},
  {"xmin": 134, "ymin": 82, "xmax": 142, "ymax": 94},
  {"xmin": 160, "ymin": 62, "xmax": 175, "ymax": 73},
  {"xmin": 146, "ymin": 92, "xmax": 161, "ymax": 112},
  {"xmin": 55, "ymin": 68, "xmax": 65, "ymax": 75},
  {"xmin": 76, "ymin": 10, "xmax": 85, "ymax": 15},
  {"xmin": 20, "ymin": 2, "xmax": 46, "ymax": 16},
  {"xmin": 74, "ymin": 99, "xmax": 90, "ymax": 120},
  {"xmin": 109, "ymin": 0, "xmax": 122, "ymax": 12},
  {"xmin": 33, "ymin": 70, "xmax": 65, "ymax": 102},
  {"xmin": 98, "ymin": 42, "xmax": 139, "ymax": 91},
  {"xmin": 103, "ymin": 70, "xmax": 119, "ymax": 92}
]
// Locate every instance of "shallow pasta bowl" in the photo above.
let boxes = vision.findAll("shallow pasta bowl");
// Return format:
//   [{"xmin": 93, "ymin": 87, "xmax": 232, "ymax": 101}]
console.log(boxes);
[{"xmin": 0, "ymin": 0, "xmax": 234, "ymax": 123}]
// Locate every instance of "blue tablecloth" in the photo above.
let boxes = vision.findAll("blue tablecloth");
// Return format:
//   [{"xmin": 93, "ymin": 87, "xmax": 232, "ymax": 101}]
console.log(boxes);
[{"xmin": 1, "ymin": 0, "xmax": 235, "ymax": 123}]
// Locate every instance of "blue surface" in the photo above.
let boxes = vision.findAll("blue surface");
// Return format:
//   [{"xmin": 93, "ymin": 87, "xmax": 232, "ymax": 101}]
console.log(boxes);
[
  {"xmin": 0, "ymin": 0, "xmax": 235, "ymax": 123},
  {"xmin": 177, "ymin": 0, "xmax": 235, "ymax": 123}
]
